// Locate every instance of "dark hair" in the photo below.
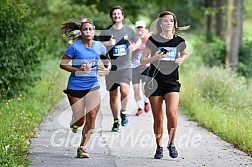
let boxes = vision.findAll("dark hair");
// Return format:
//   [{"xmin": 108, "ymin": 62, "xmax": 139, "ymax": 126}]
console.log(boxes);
[
  {"xmin": 61, "ymin": 21, "xmax": 94, "ymax": 40},
  {"xmin": 109, "ymin": 6, "xmax": 124, "ymax": 18},
  {"xmin": 156, "ymin": 11, "xmax": 190, "ymax": 34}
]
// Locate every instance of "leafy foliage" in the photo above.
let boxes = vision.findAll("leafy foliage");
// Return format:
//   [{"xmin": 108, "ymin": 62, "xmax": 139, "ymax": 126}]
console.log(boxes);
[
  {"xmin": 80, "ymin": 0, "xmax": 205, "ymax": 30},
  {"xmin": 202, "ymin": 37, "xmax": 226, "ymax": 67},
  {"xmin": 0, "ymin": 0, "xmax": 42, "ymax": 99},
  {"xmin": 238, "ymin": 38, "xmax": 252, "ymax": 78},
  {"xmin": 245, "ymin": 0, "xmax": 252, "ymax": 18}
]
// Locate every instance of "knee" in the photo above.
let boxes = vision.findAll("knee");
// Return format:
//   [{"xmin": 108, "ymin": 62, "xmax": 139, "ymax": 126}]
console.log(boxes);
[
  {"xmin": 120, "ymin": 89, "xmax": 129, "ymax": 97},
  {"xmin": 75, "ymin": 118, "xmax": 85, "ymax": 127},
  {"xmin": 110, "ymin": 95, "xmax": 117, "ymax": 102},
  {"xmin": 154, "ymin": 118, "xmax": 163, "ymax": 128},
  {"xmin": 167, "ymin": 113, "xmax": 177, "ymax": 121},
  {"xmin": 120, "ymin": 86, "xmax": 129, "ymax": 97},
  {"xmin": 110, "ymin": 92, "xmax": 118, "ymax": 101},
  {"xmin": 90, "ymin": 114, "xmax": 97, "ymax": 122},
  {"xmin": 87, "ymin": 113, "xmax": 97, "ymax": 124}
]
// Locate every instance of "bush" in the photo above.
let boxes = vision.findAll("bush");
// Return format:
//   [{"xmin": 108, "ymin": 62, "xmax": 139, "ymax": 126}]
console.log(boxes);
[
  {"xmin": 201, "ymin": 36, "xmax": 226, "ymax": 67},
  {"xmin": 0, "ymin": 0, "xmax": 42, "ymax": 99},
  {"xmin": 237, "ymin": 38, "xmax": 252, "ymax": 78}
]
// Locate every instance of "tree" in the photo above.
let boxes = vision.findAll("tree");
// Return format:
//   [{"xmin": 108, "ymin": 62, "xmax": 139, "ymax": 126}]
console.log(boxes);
[
  {"xmin": 225, "ymin": 0, "xmax": 244, "ymax": 69},
  {"xmin": 215, "ymin": 0, "xmax": 224, "ymax": 37},
  {"xmin": 0, "ymin": 0, "xmax": 41, "ymax": 98},
  {"xmin": 206, "ymin": 0, "xmax": 214, "ymax": 41}
]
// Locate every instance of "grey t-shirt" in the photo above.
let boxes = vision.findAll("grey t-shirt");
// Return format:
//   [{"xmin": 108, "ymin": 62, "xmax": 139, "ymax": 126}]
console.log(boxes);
[{"xmin": 99, "ymin": 25, "xmax": 139, "ymax": 70}]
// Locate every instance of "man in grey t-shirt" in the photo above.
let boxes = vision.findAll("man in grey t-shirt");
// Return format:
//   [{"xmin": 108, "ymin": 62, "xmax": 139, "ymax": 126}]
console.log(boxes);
[{"xmin": 100, "ymin": 6, "xmax": 141, "ymax": 132}]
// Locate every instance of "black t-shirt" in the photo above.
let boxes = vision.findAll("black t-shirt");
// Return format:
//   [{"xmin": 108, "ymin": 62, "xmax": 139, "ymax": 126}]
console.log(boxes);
[{"xmin": 146, "ymin": 34, "xmax": 186, "ymax": 84}]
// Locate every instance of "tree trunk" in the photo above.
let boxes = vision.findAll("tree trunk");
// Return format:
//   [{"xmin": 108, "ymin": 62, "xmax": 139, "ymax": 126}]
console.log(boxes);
[
  {"xmin": 206, "ymin": 0, "xmax": 214, "ymax": 41},
  {"xmin": 215, "ymin": 0, "xmax": 223, "ymax": 37},
  {"xmin": 225, "ymin": 0, "xmax": 243, "ymax": 69},
  {"xmin": 238, "ymin": 0, "xmax": 243, "ymax": 48}
]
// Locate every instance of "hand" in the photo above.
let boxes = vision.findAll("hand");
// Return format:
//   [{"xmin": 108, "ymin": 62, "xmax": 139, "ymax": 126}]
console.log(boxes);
[
  {"xmin": 128, "ymin": 41, "xmax": 136, "ymax": 52},
  {"xmin": 175, "ymin": 57, "xmax": 185, "ymax": 65},
  {"xmin": 97, "ymin": 65, "xmax": 110, "ymax": 76},
  {"xmin": 175, "ymin": 52, "xmax": 187, "ymax": 65},
  {"xmin": 108, "ymin": 35, "xmax": 116, "ymax": 46},
  {"xmin": 154, "ymin": 50, "xmax": 166, "ymax": 60},
  {"xmin": 80, "ymin": 64, "xmax": 91, "ymax": 73}
]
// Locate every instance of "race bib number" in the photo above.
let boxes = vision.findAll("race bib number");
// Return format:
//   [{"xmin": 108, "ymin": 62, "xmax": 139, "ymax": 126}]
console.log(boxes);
[
  {"xmin": 159, "ymin": 47, "xmax": 177, "ymax": 61},
  {"xmin": 76, "ymin": 59, "xmax": 97, "ymax": 77},
  {"xmin": 113, "ymin": 44, "xmax": 128, "ymax": 56}
]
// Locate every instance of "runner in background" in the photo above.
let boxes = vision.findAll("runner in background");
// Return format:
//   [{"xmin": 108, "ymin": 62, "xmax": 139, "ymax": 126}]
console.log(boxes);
[
  {"xmin": 99, "ymin": 6, "xmax": 141, "ymax": 132},
  {"xmin": 132, "ymin": 20, "xmax": 151, "ymax": 116}
]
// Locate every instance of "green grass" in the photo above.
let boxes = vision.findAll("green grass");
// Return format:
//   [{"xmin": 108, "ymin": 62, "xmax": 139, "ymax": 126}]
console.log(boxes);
[
  {"xmin": 178, "ymin": 22, "xmax": 252, "ymax": 155},
  {"xmin": 0, "ymin": 58, "xmax": 68, "ymax": 166},
  {"xmin": 180, "ymin": 66, "xmax": 252, "ymax": 155}
]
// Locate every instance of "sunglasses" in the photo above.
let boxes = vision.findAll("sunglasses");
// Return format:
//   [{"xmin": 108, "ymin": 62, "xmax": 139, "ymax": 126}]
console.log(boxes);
[{"xmin": 136, "ymin": 26, "xmax": 144, "ymax": 29}]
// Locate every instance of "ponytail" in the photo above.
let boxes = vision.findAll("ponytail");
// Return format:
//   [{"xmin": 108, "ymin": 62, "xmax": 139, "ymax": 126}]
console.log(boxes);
[{"xmin": 61, "ymin": 21, "xmax": 81, "ymax": 40}]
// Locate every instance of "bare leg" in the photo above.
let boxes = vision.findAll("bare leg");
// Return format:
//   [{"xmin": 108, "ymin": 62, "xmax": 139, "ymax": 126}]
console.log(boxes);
[
  {"xmin": 149, "ymin": 96, "xmax": 164, "ymax": 147},
  {"xmin": 67, "ymin": 94, "xmax": 85, "ymax": 127},
  {"xmin": 164, "ymin": 92, "xmax": 179, "ymax": 145},
  {"xmin": 80, "ymin": 89, "xmax": 101, "ymax": 147},
  {"xmin": 133, "ymin": 83, "xmax": 141, "ymax": 103},
  {"xmin": 120, "ymin": 83, "xmax": 130, "ymax": 111},
  {"xmin": 110, "ymin": 88, "xmax": 119, "ymax": 119},
  {"xmin": 142, "ymin": 82, "xmax": 148, "ymax": 102}
]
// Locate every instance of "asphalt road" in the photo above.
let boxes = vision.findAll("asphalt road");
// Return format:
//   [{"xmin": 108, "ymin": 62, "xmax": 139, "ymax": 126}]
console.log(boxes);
[{"xmin": 29, "ymin": 77, "xmax": 252, "ymax": 167}]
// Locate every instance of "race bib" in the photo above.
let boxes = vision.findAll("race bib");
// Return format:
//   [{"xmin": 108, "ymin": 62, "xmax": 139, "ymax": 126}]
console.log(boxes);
[
  {"xmin": 113, "ymin": 44, "xmax": 128, "ymax": 56},
  {"xmin": 136, "ymin": 51, "xmax": 143, "ymax": 61},
  {"xmin": 159, "ymin": 47, "xmax": 177, "ymax": 61},
  {"xmin": 76, "ymin": 59, "xmax": 97, "ymax": 77},
  {"xmin": 132, "ymin": 52, "xmax": 142, "ymax": 68}
]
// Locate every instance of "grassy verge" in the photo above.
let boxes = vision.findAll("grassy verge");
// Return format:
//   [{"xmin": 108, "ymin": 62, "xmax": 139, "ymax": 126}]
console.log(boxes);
[
  {"xmin": 0, "ymin": 58, "xmax": 68, "ymax": 166},
  {"xmin": 180, "ymin": 66, "xmax": 252, "ymax": 155}
]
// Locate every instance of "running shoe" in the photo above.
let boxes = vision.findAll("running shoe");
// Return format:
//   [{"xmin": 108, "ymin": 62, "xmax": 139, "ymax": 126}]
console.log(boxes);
[
  {"xmin": 167, "ymin": 143, "xmax": 178, "ymax": 158},
  {"xmin": 154, "ymin": 146, "xmax": 163, "ymax": 159},
  {"xmin": 77, "ymin": 146, "xmax": 90, "ymax": 158},
  {"xmin": 144, "ymin": 102, "xmax": 150, "ymax": 113},
  {"xmin": 70, "ymin": 124, "xmax": 78, "ymax": 133},
  {"xmin": 112, "ymin": 119, "xmax": 120, "ymax": 132},
  {"xmin": 136, "ymin": 108, "xmax": 143, "ymax": 116},
  {"xmin": 120, "ymin": 111, "xmax": 129, "ymax": 126}
]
